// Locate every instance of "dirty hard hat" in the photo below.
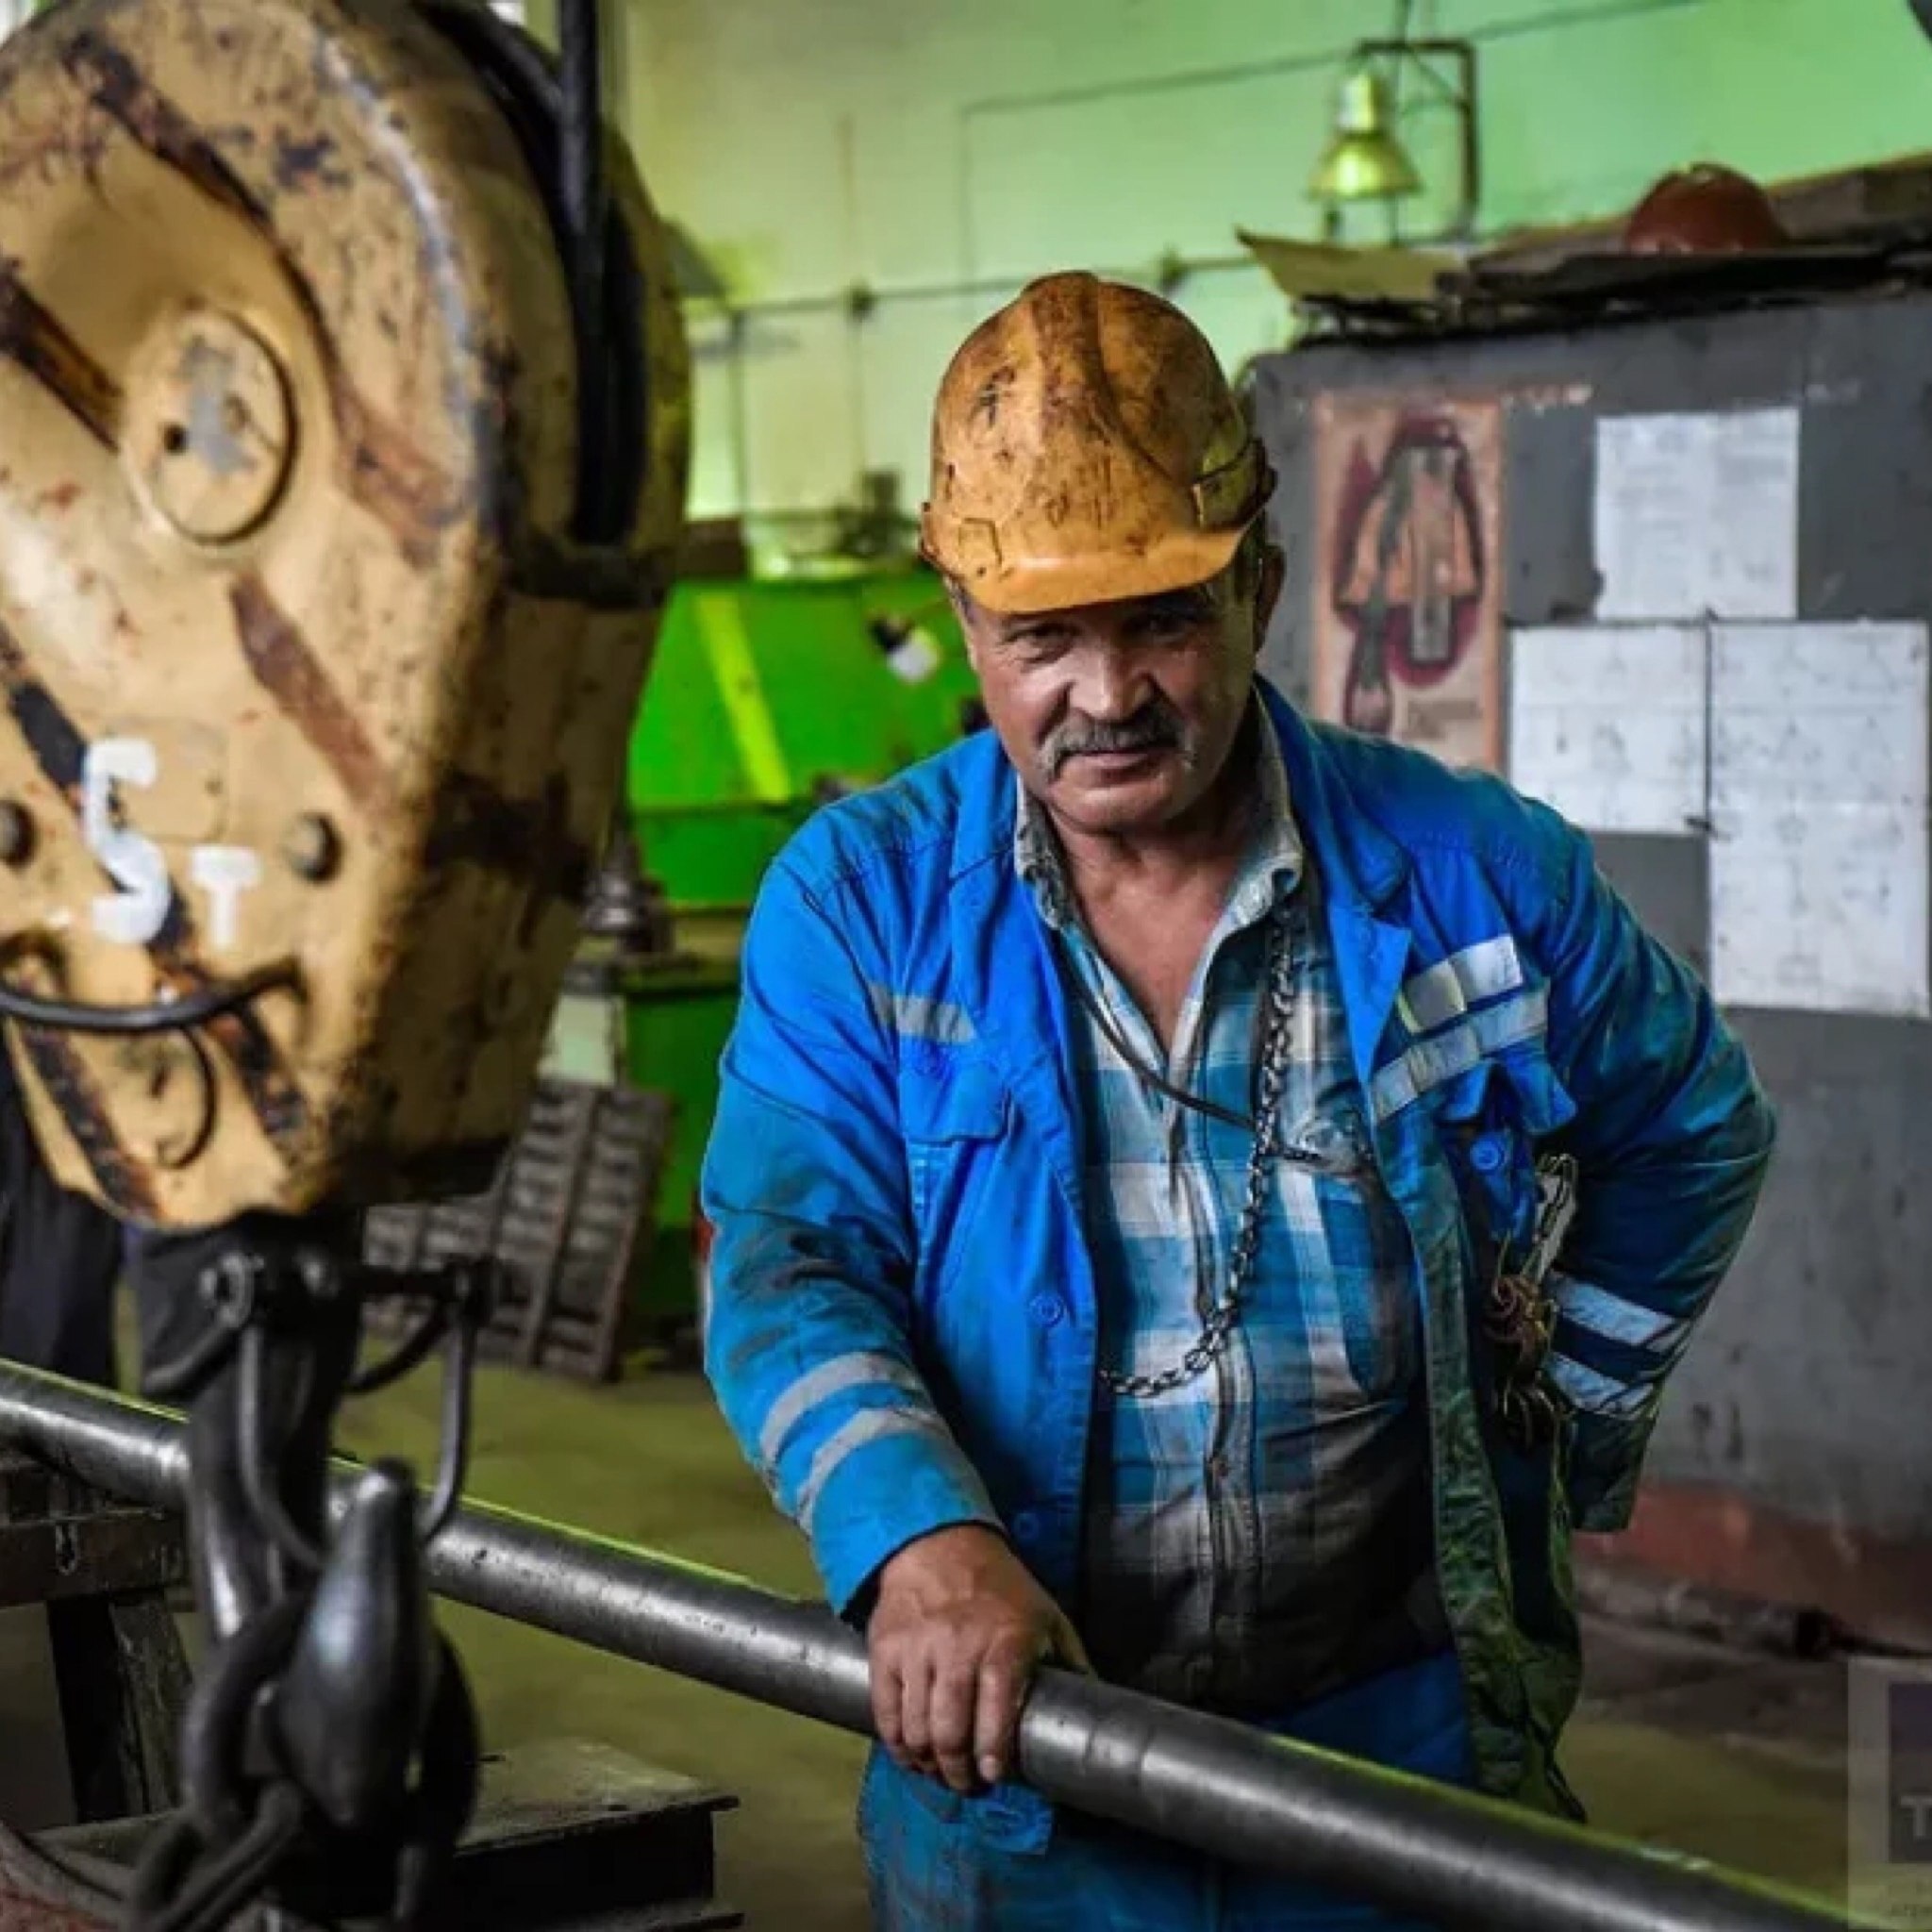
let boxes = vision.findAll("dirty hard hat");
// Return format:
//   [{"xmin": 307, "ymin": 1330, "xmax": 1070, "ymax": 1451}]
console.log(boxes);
[
  {"xmin": 1623, "ymin": 164, "xmax": 1790, "ymax": 255},
  {"xmin": 920, "ymin": 272, "xmax": 1272, "ymax": 615}
]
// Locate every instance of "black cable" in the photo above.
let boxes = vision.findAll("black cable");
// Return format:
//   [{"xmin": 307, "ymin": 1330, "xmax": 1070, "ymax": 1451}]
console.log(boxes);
[
  {"xmin": 0, "ymin": 958, "xmax": 299, "ymax": 1036},
  {"xmin": 1054, "ymin": 938, "xmax": 1258, "ymax": 1133},
  {"xmin": 420, "ymin": 1307, "xmax": 478, "ymax": 1541},
  {"xmin": 346, "ymin": 1298, "xmax": 452, "ymax": 1397},
  {"xmin": 141, "ymin": 1317, "xmax": 240, "ymax": 1402}
]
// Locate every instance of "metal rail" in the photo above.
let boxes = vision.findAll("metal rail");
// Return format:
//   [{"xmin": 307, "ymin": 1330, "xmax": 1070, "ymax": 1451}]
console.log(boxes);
[{"xmin": 0, "ymin": 1363, "xmax": 1857, "ymax": 1932}]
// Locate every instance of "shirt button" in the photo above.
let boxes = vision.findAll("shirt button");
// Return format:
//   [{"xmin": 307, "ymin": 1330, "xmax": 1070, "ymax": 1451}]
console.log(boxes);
[
  {"xmin": 1028, "ymin": 1294, "xmax": 1066, "ymax": 1327},
  {"xmin": 1208, "ymin": 1454, "xmax": 1231, "ymax": 1483},
  {"xmin": 1011, "ymin": 1509, "xmax": 1041, "ymax": 1542},
  {"xmin": 1471, "ymin": 1134, "xmax": 1507, "ymax": 1174}
]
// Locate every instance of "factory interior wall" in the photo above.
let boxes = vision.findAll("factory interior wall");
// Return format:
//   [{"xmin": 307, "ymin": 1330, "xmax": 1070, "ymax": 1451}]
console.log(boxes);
[{"xmin": 608, "ymin": 0, "xmax": 1932, "ymax": 523}]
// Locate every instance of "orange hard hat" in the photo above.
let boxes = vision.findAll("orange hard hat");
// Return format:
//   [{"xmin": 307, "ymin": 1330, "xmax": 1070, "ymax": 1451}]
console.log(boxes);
[
  {"xmin": 919, "ymin": 272, "xmax": 1271, "ymax": 615},
  {"xmin": 1623, "ymin": 164, "xmax": 1790, "ymax": 255}
]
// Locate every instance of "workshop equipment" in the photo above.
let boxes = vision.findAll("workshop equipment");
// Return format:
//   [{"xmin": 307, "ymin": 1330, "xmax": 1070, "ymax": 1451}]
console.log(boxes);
[
  {"xmin": 365, "ymin": 823, "xmax": 681, "ymax": 1381},
  {"xmin": 626, "ymin": 571, "xmax": 973, "ymax": 915},
  {"xmin": 619, "ymin": 568, "xmax": 974, "ymax": 1325},
  {"xmin": 364, "ymin": 1079, "xmax": 675, "ymax": 1383},
  {"xmin": 0, "ymin": 1364, "xmax": 1862, "ymax": 1932},
  {"xmin": 0, "ymin": 0, "xmax": 687, "ymax": 1227},
  {"xmin": 0, "ymin": 0, "xmax": 691, "ymax": 1921}
]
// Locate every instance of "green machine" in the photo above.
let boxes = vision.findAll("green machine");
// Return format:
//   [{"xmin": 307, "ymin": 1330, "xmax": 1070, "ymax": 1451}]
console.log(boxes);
[{"xmin": 617, "ymin": 568, "xmax": 977, "ymax": 1335}]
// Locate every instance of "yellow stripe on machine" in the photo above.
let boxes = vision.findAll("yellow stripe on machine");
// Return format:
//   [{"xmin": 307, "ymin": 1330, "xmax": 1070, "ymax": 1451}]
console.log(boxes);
[{"xmin": 694, "ymin": 591, "xmax": 791, "ymax": 806}]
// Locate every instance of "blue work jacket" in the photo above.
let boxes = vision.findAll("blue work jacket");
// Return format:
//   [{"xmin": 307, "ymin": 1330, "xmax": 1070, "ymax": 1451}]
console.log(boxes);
[{"xmin": 703, "ymin": 681, "xmax": 1774, "ymax": 1843}]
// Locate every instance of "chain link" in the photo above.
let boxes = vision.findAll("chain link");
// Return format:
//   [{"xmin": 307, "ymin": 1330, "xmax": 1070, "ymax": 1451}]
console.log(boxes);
[{"xmin": 1100, "ymin": 896, "xmax": 1298, "ymax": 1400}]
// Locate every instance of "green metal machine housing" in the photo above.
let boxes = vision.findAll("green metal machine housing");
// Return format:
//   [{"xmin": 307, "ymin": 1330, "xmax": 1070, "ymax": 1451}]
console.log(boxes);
[{"xmin": 619, "ymin": 569, "xmax": 975, "ymax": 1334}]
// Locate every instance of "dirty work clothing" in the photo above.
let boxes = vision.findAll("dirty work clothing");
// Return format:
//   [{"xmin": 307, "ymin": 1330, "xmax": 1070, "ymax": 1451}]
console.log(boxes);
[
  {"xmin": 861, "ymin": 1649, "xmax": 1469, "ymax": 1932},
  {"xmin": 1016, "ymin": 720, "xmax": 1440, "ymax": 1716},
  {"xmin": 703, "ymin": 679, "xmax": 1774, "ymax": 1858},
  {"xmin": 0, "ymin": 1047, "xmax": 123, "ymax": 1386}
]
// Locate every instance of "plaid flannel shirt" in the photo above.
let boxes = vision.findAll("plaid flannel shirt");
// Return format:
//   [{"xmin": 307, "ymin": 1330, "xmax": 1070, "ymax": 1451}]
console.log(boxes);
[{"xmin": 1016, "ymin": 723, "xmax": 1447, "ymax": 1714}]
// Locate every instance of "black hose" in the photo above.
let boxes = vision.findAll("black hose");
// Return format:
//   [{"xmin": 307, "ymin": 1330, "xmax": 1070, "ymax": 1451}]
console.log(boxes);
[{"xmin": 0, "ymin": 958, "xmax": 299, "ymax": 1036}]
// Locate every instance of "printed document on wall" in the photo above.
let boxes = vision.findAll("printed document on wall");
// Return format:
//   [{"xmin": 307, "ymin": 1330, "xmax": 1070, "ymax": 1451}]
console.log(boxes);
[
  {"xmin": 1709, "ymin": 622, "xmax": 1929, "ymax": 1017},
  {"xmin": 1595, "ymin": 409, "xmax": 1799, "ymax": 623},
  {"xmin": 1509, "ymin": 625, "xmax": 1707, "ymax": 834}
]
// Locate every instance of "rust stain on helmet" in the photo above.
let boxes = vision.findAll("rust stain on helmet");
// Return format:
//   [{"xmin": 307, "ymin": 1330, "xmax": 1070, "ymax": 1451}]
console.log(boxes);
[{"xmin": 921, "ymin": 271, "xmax": 1270, "ymax": 615}]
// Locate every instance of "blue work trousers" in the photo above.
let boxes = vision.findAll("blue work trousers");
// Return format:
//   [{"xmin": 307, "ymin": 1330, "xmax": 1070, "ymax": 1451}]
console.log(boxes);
[{"xmin": 860, "ymin": 1651, "xmax": 1473, "ymax": 1931}]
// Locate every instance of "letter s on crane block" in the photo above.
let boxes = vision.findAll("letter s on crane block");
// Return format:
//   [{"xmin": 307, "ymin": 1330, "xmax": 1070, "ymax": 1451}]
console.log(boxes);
[{"xmin": 82, "ymin": 738, "xmax": 172, "ymax": 948}]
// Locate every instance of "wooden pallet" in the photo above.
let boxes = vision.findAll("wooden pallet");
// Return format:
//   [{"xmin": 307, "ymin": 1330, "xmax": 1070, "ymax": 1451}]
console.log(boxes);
[{"xmin": 363, "ymin": 1082, "xmax": 675, "ymax": 1383}]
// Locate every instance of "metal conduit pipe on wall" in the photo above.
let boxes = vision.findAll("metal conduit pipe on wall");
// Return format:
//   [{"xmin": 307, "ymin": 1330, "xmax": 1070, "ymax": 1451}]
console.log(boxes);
[
  {"xmin": 0, "ymin": 1363, "xmax": 1862, "ymax": 1932},
  {"xmin": 681, "ymin": 0, "xmax": 1709, "ymax": 507},
  {"xmin": 950, "ymin": 0, "xmax": 1709, "ymax": 287}
]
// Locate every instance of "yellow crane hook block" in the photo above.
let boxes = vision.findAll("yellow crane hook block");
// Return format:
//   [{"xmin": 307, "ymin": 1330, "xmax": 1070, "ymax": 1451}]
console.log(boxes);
[{"xmin": 0, "ymin": 0, "xmax": 691, "ymax": 1226}]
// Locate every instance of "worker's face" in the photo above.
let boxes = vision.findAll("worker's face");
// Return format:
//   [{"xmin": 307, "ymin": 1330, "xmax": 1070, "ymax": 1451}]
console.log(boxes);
[{"xmin": 954, "ymin": 544, "xmax": 1282, "ymax": 839}]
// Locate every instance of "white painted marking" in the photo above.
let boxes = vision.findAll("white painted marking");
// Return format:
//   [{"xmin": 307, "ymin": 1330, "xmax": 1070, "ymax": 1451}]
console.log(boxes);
[
  {"xmin": 83, "ymin": 739, "xmax": 171, "ymax": 946},
  {"xmin": 189, "ymin": 845, "xmax": 263, "ymax": 951}
]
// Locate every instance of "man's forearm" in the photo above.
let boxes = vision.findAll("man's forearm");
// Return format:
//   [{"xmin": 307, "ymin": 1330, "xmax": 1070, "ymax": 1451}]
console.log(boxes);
[{"xmin": 704, "ymin": 1244, "xmax": 1001, "ymax": 1612}]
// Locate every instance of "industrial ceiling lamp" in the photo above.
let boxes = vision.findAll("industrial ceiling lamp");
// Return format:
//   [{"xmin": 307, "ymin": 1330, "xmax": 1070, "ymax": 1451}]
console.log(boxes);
[
  {"xmin": 1309, "ymin": 39, "xmax": 1479, "ymax": 244},
  {"xmin": 1308, "ymin": 69, "xmax": 1422, "ymax": 227}
]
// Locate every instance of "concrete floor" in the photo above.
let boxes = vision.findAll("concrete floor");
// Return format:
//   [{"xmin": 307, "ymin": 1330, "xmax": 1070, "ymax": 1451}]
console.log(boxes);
[
  {"xmin": 0, "ymin": 1355, "xmax": 1855, "ymax": 1927},
  {"xmin": 337, "ymin": 1359, "xmax": 1853, "ymax": 1927}
]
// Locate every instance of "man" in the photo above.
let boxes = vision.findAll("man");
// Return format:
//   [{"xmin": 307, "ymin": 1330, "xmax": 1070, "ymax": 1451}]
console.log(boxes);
[
  {"xmin": 0, "ymin": 1044, "xmax": 125, "ymax": 1386},
  {"xmin": 702, "ymin": 273, "xmax": 1774, "ymax": 1928}
]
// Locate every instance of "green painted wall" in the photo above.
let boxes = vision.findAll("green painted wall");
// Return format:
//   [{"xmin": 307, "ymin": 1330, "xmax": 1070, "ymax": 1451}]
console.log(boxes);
[{"xmin": 614, "ymin": 0, "xmax": 1932, "ymax": 521}]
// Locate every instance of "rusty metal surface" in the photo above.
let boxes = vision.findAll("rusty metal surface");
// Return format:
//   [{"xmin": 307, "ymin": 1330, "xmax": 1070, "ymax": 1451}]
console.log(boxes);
[
  {"xmin": 1293, "ymin": 237, "xmax": 1932, "ymax": 345},
  {"xmin": 0, "ymin": 1447, "xmax": 190, "ymax": 1818},
  {"xmin": 364, "ymin": 1080, "xmax": 675, "ymax": 1381},
  {"xmin": 0, "ymin": 1446, "xmax": 186, "ymax": 1607},
  {"xmin": 0, "ymin": 1507, "xmax": 184, "ymax": 1607},
  {"xmin": 0, "ymin": 0, "xmax": 691, "ymax": 1226}
]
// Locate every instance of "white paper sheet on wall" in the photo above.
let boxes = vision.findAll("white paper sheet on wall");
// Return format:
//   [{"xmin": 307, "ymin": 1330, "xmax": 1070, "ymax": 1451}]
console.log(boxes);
[
  {"xmin": 1508, "ymin": 625, "xmax": 1707, "ymax": 835},
  {"xmin": 1594, "ymin": 409, "xmax": 1800, "ymax": 623},
  {"xmin": 1709, "ymin": 622, "xmax": 1931, "ymax": 1018}
]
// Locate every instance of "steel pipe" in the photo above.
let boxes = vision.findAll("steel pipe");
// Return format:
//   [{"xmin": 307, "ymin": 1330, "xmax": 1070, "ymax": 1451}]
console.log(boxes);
[{"xmin": 0, "ymin": 1363, "xmax": 1855, "ymax": 1932}]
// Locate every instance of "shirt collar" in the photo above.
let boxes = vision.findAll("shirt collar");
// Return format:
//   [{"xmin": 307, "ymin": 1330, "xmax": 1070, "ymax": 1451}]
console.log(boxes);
[{"xmin": 1013, "ymin": 699, "xmax": 1305, "ymax": 935}]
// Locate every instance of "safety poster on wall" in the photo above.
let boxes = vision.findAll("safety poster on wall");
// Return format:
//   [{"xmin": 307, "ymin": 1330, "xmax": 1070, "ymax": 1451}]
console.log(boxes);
[{"xmin": 1309, "ymin": 393, "xmax": 1506, "ymax": 773}]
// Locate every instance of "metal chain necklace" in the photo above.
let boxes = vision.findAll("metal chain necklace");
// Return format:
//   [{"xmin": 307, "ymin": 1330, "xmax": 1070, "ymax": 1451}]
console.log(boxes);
[{"xmin": 1098, "ymin": 894, "xmax": 1298, "ymax": 1400}]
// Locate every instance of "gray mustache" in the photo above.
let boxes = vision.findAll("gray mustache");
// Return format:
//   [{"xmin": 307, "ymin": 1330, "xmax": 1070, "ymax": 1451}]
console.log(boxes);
[{"xmin": 1044, "ymin": 713, "xmax": 1184, "ymax": 778}]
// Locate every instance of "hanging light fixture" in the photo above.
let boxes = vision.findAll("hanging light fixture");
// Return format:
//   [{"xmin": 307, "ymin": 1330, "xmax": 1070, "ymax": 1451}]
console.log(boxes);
[
  {"xmin": 1308, "ymin": 68, "xmax": 1423, "ymax": 211},
  {"xmin": 1308, "ymin": 39, "xmax": 1480, "ymax": 243}
]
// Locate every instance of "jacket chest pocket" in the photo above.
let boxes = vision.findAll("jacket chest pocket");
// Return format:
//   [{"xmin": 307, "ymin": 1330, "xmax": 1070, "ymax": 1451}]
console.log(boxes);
[
  {"xmin": 900, "ymin": 1058, "xmax": 1011, "ymax": 1286},
  {"xmin": 1284, "ymin": 1092, "xmax": 1421, "ymax": 1405}
]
